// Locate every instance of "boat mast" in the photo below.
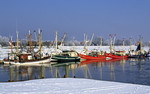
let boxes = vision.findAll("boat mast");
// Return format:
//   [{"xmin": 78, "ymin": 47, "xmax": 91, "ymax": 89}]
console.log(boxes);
[
  {"xmin": 34, "ymin": 30, "xmax": 37, "ymax": 42},
  {"xmin": 60, "ymin": 33, "xmax": 66, "ymax": 46},
  {"xmin": 139, "ymin": 36, "xmax": 143, "ymax": 54},
  {"xmin": 38, "ymin": 29, "xmax": 42, "ymax": 56},
  {"xmin": 34, "ymin": 29, "xmax": 43, "ymax": 55},
  {"xmin": 100, "ymin": 36, "xmax": 103, "ymax": 47},
  {"xmin": 55, "ymin": 31, "xmax": 58, "ymax": 49},
  {"xmin": 109, "ymin": 34, "xmax": 113, "ymax": 53},
  {"xmin": 10, "ymin": 36, "xmax": 13, "ymax": 53},
  {"xmin": 83, "ymin": 33, "xmax": 86, "ymax": 49},
  {"xmin": 109, "ymin": 34, "xmax": 116, "ymax": 53},
  {"xmin": 16, "ymin": 32, "xmax": 19, "ymax": 54},
  {"xmin": 129, "ymin": 38, "xmax": 132, "ymax": 52},
  {"xmin": 83, "ymin": 33, "xmax": 88, "ymax": 50},
  {"xmin": 89, "ymin": 33, "xmax": 94, "ymax": 46},
  {"xmin": 15, "ymin": 20, "xmax": 19, "ymax": 54},
  {"xmin": 122, "ymin": 38, "xmax": 125, "ymax": 50},
  {"xmin": 28, "ymin": 30, "xmax": 33, "ymax": 53},
  {"xmin": 113, "ymin": 34, "xmax": 116, "ymax": 49},
  {"xmin": 123, "ymin": 39, "xmax": 125, "ymax": 47},
  {"xmin": 72, "ymin": 37, "xmax": 75, "ymax": 50}
]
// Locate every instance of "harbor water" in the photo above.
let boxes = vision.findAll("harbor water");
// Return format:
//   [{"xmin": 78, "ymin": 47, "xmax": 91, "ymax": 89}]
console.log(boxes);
[
  {"xmin": 0, "ymin": 46, "xmax": 150, "ymax": 86},
  {"xmin": 0, "ymin": 58, "xmax": 150, "ymax": 86}
]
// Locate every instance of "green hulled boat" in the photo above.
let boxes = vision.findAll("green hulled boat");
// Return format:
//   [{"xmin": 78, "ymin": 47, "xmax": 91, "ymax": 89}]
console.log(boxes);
[{"xmin": 51, "ymin": 50, "xmax": 80, "ymax": 62}]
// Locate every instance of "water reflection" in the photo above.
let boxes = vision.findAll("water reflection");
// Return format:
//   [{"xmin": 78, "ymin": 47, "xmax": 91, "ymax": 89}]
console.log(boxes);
[
  {"xmin": 1, "ymin": 58, "xmax": 150, "ymax": 85},
  {"xmin": 51, "ymin": 62, "xmax": 79, "ymax": 78},
  {"xmin": 128, "ymin": 58, "xmax": 146, "ymax": 71},
  {"xmin": 5, "ymin": 64, "xmax": 48, "ymax": 82}
]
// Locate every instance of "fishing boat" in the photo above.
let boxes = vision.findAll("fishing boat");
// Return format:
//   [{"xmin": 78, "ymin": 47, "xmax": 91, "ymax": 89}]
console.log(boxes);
[
  {"xmin": 3, "ymin": 53, "xmax": 51, "ymax": 65},
  {"xmin": 105, "ymin": 34, "xmax": 128, "ymax": 59},
  {"xmin": 105, "ymin": 51, "xmax": 128, "ymax": 59},
  {"xmin": 128, "ymin": 40, "xmax": 146, "ymax": 58},
  {"xmin": 79, "ymin": 37, "xmax": 106, "ymax": 60},
  {"xmin": 3, "ymin": 30, "xmax": 51, "ymax": 65},
  {"xmin": 79, "ymin": 51, "xmax": 106, "ymax": 60},
  {"xmin": 51, "ymin": 50, "xmax": 80, "ymax": 62},
  {"xmin": 80, "ymin": 56, "xmax": 127, "ymax": 66}
]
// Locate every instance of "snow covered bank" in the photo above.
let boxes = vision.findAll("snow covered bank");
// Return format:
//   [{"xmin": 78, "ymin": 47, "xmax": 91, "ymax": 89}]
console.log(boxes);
[{"xmin": 1, "ymin": 78, "xmax": 150, "ymax": 94}]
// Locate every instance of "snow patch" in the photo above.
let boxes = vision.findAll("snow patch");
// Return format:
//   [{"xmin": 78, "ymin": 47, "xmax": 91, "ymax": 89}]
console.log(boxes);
[{"xmin": 0, "ymin": 78, "xmax": 150, "ymax": 94}]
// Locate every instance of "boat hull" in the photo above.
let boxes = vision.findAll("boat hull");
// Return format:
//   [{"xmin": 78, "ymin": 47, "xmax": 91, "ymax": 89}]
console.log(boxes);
[
  {"xmin": 79, "ymin": 54, "xmax": 106, "ymax": 60},
  {"xmin": 146, "ymin": 53, "xmax": 150, "ymax": 57},
  {"xmin": 51, "ymin": 56, "xmax": 80, "ymax": 62},
  {"xmin": 3, "ymin": 56, "xmax": 51, "ymax": 65},
  {"xmin": 105, "ymin": 53, "xmax": 128, "ymax": 59},
  {"xmin": 128, "ymin": 55, "xmax": 145, "ymax": 58}
]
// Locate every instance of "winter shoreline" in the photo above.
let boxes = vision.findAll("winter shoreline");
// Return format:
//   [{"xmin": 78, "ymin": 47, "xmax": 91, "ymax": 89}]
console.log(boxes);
[{"xmin": 1, "ymin": 78, "xmax": 150, "ymax": 94}]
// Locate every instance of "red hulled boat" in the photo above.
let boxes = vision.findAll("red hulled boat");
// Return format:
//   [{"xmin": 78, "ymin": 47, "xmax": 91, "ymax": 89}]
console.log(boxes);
[
  {"xmin": 105, "ymin": 51, "xmax": 128, "ymax": 59},
  {"xmin": 79, "ymin": 51, "xmax": 106, "ymax": 60}
]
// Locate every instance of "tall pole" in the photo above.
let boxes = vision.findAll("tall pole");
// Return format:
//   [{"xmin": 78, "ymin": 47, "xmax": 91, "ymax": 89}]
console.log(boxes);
[
  {"xmin": 122, "ymin": 38, "xmax": 125, "ymax": 50},
  {"xmin": 109, "ymin": 34, "xmax": 113, "ymax": 53},
  {"xmin": 28, "ymin": 30, "xmax": 33, "ymax": 53},
  {"xmin": 16, "ymin": 32, "xmax": 19, "ymax": 54},
  {"xmin": 38, "ymin": 29, "xmax": 42, "ymax": 56},
  {"xmin": 34, "ymin": 30, "xmax": 37, "ymax": 42},
  {"xmin": 139, "ymin": 36, "xmax": 143, "ymax": 53},
  {"xmin": 61, "ymin": 33, "xmax": 66, "ymax": 46},
  {"xmin": 100, "ymin": 36, "xmax": 103, "ymax": 47},
  {"xmin": 10, "ymin": 36, "xmax": 13, "ymax": 53},
  {"xmin": 84, "ymin": 34, "xmax": 88, "ymax": 50},
  {"xmin": 55, "ymin": 31, "xmax": 58, "ymax": 49},
  {"xmin": 89, "ymin": 33, "xmax": 94, "ymax": 46},
  {"xmin": 129, "ymin": 38, "xmax": 132, "ymax": 52},
  {"xmin": 113, "ymin": 34, "xmax": 116, "ymax": 48}
]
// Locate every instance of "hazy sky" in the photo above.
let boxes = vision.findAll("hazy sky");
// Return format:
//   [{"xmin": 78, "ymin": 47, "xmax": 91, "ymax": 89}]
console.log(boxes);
[{"xmin": 0, "ymin": 0, "xmax": 150, "ymax": 41}]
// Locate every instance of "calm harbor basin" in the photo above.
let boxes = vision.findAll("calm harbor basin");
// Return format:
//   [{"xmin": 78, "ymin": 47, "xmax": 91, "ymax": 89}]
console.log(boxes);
[{"xmin": 1, "ymin": 58, "xmax": 150, "ymax": 86}]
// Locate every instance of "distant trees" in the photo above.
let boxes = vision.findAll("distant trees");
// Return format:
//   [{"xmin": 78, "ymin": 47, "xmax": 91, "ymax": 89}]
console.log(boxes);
[
  {"xmin": 92, "ymin": 37, "xmax": 136, "ymax": 46},
  {"xmin": 0, "ymin": 35, "xmax": 9, "ymax": 46},
  {"xmin": 0, "ymin": 34, "xmax": 149, "ymax": 47},
  {"xmin": 114, "ymin": 39, "xmax": 130, "ymax": 46},
  {"xmin": 92, "ymin": 37, "xmax": 106, "ymax": 46}
]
